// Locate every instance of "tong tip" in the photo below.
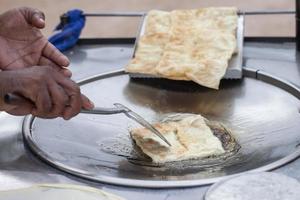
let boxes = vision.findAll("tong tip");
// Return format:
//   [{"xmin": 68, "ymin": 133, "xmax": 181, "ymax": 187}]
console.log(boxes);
[{"xmin": 113, "ymin": 103, "xmax": 172, "ymax": 147}]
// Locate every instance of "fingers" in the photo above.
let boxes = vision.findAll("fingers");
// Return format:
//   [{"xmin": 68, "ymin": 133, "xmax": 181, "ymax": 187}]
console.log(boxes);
[
  {"xmin": 43, "ymin": 42, "xmax": 70, "ymax": 67},
  {"xmin": 60, "ymin": 68, "xmax": 72, "ymax": 78},
  {"xmin": 56, "ymin": 76, "xmax": 94, "ymax": 119},
  {"xmin": 0, "ymin": 66, "xmax": 92, "ymax": 120},
  {"xmin": 47, "ymin": 82, "xmax": 69, "ymax": 118},
  {"xmin": 56, "ymin": 78, "xmax": 81, "ymax": 120},
  {"xmin": 81, "ymin": 94, "xmax": 94, "ymax": 110},
  {"xmin": 39, "ymin": 57, "xmax": 72, "ymax": 77},
  {"xmin": 19, "ymin": 7, "xmax": 45, "ymax": 29},
  {"xmin": 0, "ymin": 71, "xmax": 35, "ymax": 115},
  {"xmin": 6, "ymin": 101, "xmax": 34, "ymax": 116},
  {"xmin": 31, "ymin": 86, "xmax": 52, "ymax": 116},
  {"xmin": 3, "ymin": 93, "xmax": 35, "ymax": 115}
]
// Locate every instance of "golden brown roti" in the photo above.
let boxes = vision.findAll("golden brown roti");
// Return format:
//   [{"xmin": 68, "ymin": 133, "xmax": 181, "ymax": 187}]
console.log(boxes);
[
  {"xmin": 130, "ymin": 114, "xmax": 225, "ymax": 163},
  {"xmin": 126, "ymin": 7, "xmax": 238, "ymax": 89}
]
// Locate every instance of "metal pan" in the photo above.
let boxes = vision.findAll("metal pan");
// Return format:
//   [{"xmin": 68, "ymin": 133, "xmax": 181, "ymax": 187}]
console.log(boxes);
[{"xmin": 22, "ymin": 68, "xmax": 300, "ymax": 188}]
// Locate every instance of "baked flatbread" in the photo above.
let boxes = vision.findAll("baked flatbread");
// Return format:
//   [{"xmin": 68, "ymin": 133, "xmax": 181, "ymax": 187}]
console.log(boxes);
[
  {"xmin": 126, "ymin": 33, "xmax": 169, "ymax": 74},
  {"xmin": 130, "ymin": 114, "xmax": 225, "ymax": 163},
  {"xmin": 125, "ymin": 7, "xmax": 238, "ymax": 89},
  {"xmin": 157, "ymin": 8, "xmax": 237, "ymax": 89},
  {"xmin": 126, "ymin": 10, "xmax": 170, "ymax": 74},
  {"xmin": 156, "ymin": 26, "xmax": 236, "ymax": 88}
]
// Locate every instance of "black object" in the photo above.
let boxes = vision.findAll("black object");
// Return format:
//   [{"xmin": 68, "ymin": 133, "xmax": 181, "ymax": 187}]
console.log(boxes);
[{"xmin": 4, "ymin": 93, "xmax": 33, "ymax": 106}]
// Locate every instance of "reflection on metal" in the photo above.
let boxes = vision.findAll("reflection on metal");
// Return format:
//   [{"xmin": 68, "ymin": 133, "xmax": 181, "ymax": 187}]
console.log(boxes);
[
  {"xmin": 22, "ymin": 68, "xmax": 300, "ymax": 188},
  {"xmin": 204, "ymin": 172, "xmax": 300, "ymax": 200}
]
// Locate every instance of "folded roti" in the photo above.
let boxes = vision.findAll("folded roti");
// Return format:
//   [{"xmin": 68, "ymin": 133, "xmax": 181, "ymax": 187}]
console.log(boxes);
[
  {"xmin": 125, "ymin": 7, "xmax": 238, "ymax": 89},
  {"xmin": 130, "ymin": 114, "xmax": 225, "ymax": 163}
]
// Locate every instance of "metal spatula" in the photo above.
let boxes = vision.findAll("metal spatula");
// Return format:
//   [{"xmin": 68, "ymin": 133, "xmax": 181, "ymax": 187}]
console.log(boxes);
[{"xmin": 4, "ymin": 93, "xmax": 171, "ymax": 146}]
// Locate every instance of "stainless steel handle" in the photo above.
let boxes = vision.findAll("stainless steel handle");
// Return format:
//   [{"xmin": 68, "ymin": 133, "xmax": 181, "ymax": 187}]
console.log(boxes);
[
  {"xmin": 80, "ymin": 10, "xmax": 296, "ymax": 17},
  {"xmin": 83, "ymin": 12, "xmax": 144, "ymax": 17},
  {"xmin": 4, "ymin": 93, "xmax": 125, "ymax": 115},
  {"xmin": 81, "ymin": 107, "xmax": 125, "ymax": 115},
  {"xmin": 241, "ymin": 10, "xmax": 295, "ymax": 15}
]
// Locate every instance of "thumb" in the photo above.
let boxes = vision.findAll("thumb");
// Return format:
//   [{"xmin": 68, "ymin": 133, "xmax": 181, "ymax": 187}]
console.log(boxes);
[{"xmin": 19, "ymin": 7, "xmax": 46, "ymax": 29}]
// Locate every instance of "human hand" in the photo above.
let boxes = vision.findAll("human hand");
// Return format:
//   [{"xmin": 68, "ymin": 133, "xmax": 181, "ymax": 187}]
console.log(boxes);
[
  {"xmin": 0, "ymin": 7, "xmax": 71, "ymax": 76},
  {"xmin": 0, "ymin": 66, "xmax": 94, "ymax": 119}
]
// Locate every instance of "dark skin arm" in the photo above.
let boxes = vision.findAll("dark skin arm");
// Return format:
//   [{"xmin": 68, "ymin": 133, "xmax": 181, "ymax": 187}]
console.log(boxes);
[
  {"xmin": 0, "ymin": 66, "xmax": 93, "ymax": 120},
  {"xmin": 0, "ymin": 7, "xmax": 94, "ymax": 119}
]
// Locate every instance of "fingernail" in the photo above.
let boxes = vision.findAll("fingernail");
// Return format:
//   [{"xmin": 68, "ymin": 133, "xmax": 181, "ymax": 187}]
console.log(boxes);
[
  {"xmin": 89, "ymin": 100, "xmax": 95, "ymax": 109},
  {"xmin": 63, "ymin": 114, "xmax": 70, "ymax": 120}
]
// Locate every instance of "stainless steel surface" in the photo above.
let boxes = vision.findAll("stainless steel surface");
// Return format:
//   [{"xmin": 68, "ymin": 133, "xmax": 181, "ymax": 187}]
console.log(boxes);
[
  {"xmin": 224, "ymin": 15, "xmax": 244, "ymax": 79},
  {"xmin": 0, "ymin": 40, "xmax": 300, "ymax": 199},
  {"xmin": 204, "ymin": 172, "xmax": 300, "ymax": 200},
  {"xmin": 130, "ymin": 14, "xmax": 244, "ymax": 79},
  {"xmin": 21, "ymin": 66, "xmax": 300, "ymax": 188}
]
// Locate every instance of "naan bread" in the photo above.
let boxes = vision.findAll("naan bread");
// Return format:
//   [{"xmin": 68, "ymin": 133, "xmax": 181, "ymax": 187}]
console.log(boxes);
[
  {"xmin": 144, "ymin": 10, "xmax": 171, "ymax": 34},
  {"xmin": 126, "ymin": 33, "xmax": 169, "ymax": 74},
  {"xmin": 157, "ymin": 8, "xmax": 237, "ymax": 89},
  {"xmin": 125, "ymin": 7, "xmax": 238, "ymax": 89},
  {"xmin": 126, "ymin": 10, "xmax": 170, "ymax": 74},
  {"xmin": 0, "ymin": 184, "xmax": 124, "ymax": 200},
  {"xmin": 130, "ymin": 114, "xmax": 225, "ymax": 163}
]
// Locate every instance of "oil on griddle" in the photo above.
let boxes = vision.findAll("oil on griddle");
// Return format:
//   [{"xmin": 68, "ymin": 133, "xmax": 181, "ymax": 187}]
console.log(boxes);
[{"xmin": 99, "ymin": 113, "xmax": 241, "ymax": 174}]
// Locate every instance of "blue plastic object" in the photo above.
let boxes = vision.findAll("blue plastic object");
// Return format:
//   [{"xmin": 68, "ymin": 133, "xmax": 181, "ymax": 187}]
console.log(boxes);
[{"xmin": 49, "ymin": 9, "xmax": 85, "ymax": 51}]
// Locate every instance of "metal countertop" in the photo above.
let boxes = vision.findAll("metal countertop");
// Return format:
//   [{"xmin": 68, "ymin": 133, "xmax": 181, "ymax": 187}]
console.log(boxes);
[{"xmin": 0, "ymin": 38, "xmax": 299, "ymax": 199}]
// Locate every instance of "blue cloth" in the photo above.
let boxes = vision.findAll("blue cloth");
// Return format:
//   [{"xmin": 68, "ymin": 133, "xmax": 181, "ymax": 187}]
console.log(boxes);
[{"xmin": 49, "ymin": 9, "xmax": 85, "ymax": 52}]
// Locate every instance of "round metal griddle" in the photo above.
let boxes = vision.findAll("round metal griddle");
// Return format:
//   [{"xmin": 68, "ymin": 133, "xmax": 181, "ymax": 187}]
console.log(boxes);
[{"xmin": 22, "ymin": 68, "xmax": 300, "ymax": 188}]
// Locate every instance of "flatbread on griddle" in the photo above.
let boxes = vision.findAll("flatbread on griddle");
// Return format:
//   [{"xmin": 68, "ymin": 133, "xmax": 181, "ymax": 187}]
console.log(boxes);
[{"xmin": 130, "ymin": 114, "xmax": 225, "ymax": 163}]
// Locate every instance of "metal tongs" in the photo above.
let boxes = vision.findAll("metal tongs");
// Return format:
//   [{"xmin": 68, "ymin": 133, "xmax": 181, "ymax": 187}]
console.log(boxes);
[
  {"xmin": 4, "ymin": 93, "xmax": 171, "ymax": 146},
  {"xmin": 82, "ymin": 103, "xmax": 171, "ymax": 146}
]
